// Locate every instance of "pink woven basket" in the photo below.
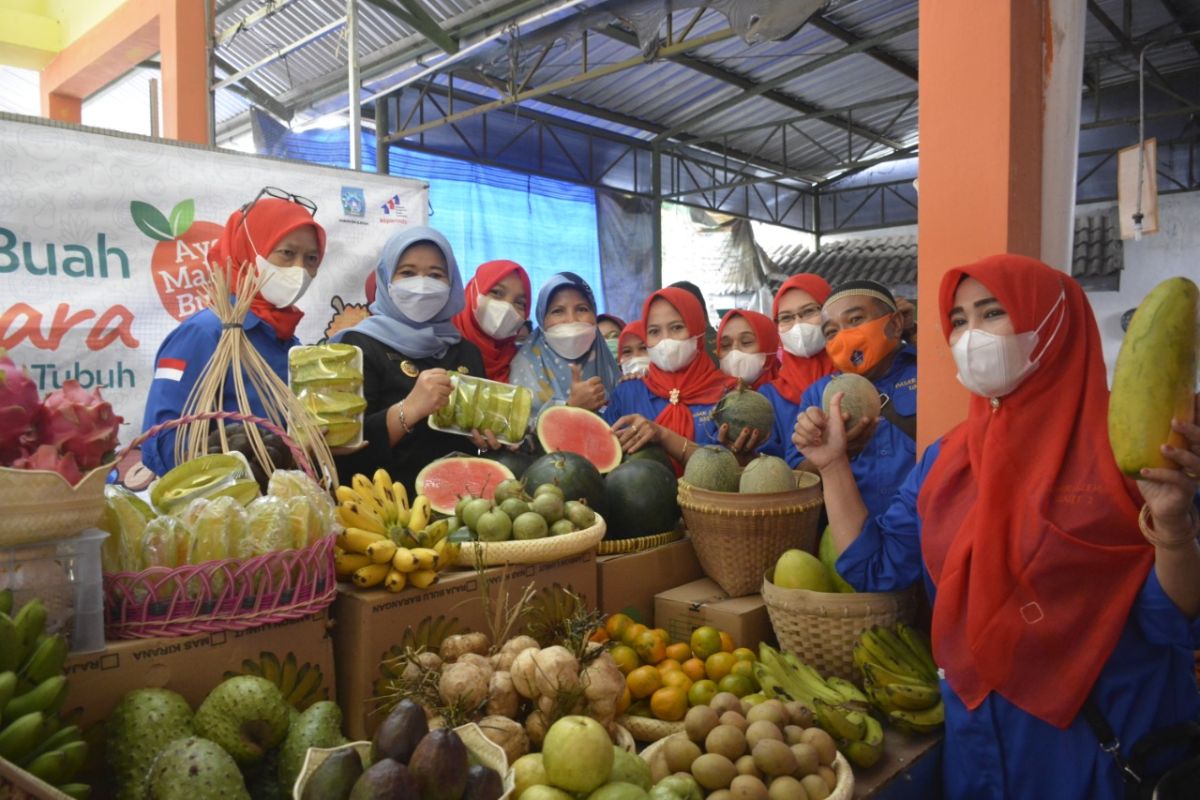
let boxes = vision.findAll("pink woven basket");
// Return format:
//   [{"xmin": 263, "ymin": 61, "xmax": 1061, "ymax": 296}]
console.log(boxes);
[{"xmin": 103, "ymin": 411, "xmax": 336, "ymax": 639}]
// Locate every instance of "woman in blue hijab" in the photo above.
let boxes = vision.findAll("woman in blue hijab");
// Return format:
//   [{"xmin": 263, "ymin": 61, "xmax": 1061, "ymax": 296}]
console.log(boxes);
[
  {"xmin": 332, "ymin": 226, "xmax": 485, "ymax": 492},
  {"xmin": 509, "ymin": 272, "xmax": 621, "ymax": 425}
]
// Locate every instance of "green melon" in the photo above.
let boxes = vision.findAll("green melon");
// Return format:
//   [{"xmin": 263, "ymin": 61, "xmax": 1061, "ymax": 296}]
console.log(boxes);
[
  {"xmin": 604, "ymin": 460, "xmax": 679, "ymax": 540},
  {"xmin": 681, "ymin": 446, "xmax": 740, "ymax": 492},
  {"xmin": 738, "ymin": 455, "xmax": 795, "ymax": 494},
  {"xmin": 821, "ymin": 373, "xmax": 882, "ymax": 429},
  {"xmin": 712, "ymin": 385, "xmax": 776, "ymax": 443},
  {"xmin": 523, "ymin": 451, "xmax": 608, "ymax": 517}
]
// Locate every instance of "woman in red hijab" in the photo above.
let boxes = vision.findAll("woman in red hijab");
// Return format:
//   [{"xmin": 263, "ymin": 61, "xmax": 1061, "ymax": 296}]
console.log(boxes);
[
  {"xmin": 451, "ymin": 260, "xmax": 531, "ymax": 382},
  {"xmin": 714, "ymin": 309, "xmax": 784, "ymax": 459},
  {"xmin": 603, "ymin": 288, "xmax": 735, "ymax": 472},
  {"xmin": 140, "ymin": 189, "xmax": 326, "ymax": 475},
  {"xmin": 617, "ymin": 320, "xmax": 649, "ymax": 380},
  {"xmin": 793, "ymin": 254, "xmax": 1200, "ymax": 799}
]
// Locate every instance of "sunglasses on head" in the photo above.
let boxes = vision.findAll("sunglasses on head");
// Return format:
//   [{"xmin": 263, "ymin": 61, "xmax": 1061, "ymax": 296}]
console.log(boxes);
[{"xmin": 240, "ymin": 186, "xmax": 318, "ymax": 217}]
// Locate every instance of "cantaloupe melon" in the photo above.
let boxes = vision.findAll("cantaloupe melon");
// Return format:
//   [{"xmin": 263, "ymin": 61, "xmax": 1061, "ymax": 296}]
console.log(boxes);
[
  {"xmin": 682, "ymin": 446, "xmax": 740, "ymax": 492},
  {"xmin": 821, "ymin": 374, "xmax": 882, "ymax": 429}
]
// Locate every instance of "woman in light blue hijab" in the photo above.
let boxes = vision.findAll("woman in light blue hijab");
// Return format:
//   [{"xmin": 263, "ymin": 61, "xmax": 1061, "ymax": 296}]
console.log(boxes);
[
  {"xmin": 332, "ymin": 226, "xmax": 486, "ymax": 491},
  {"xmin": 510, "ymin": 272, "xmax": 621, "ymax": 425}
]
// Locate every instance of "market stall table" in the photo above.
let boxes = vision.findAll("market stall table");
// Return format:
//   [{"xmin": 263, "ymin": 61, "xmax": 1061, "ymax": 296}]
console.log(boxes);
[{"xmin": 853, "ymin": 728, "xmax": 943, "ymax": 799}]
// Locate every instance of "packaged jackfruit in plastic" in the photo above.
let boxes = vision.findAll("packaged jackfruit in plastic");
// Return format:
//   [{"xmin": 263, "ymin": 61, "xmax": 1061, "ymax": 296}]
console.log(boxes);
[
  {"xmin": 289, "ymin": 344, "xmax": 365, "ymax": 448},
  {"xmin": 240, "ymin": 496, "xmax": 294, "ymax": 559},
  {"xmin": 428, "ymin": 373, "xmax": 533, "ymax": 446},
  {"xmin": 267, "ymin": 469, "xmax": 336, "ymax": 539},
  {"xmin": 99, "ymin": 484, "xmax": 154, "ymax": 573},
  {"xmin": 141, "ymin": 516, "xmax": 192, "ymax": 569}
]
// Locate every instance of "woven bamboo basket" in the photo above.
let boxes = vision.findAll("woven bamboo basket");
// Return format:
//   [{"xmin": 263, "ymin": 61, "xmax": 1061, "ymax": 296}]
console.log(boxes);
[
  {"xmin": 0, "ymin": 462, "xmax": 111, "ymax": 548},
  {"xmin": 617, "ymin": 714, "xmax": 685, "ymax": 742},
  {"xmin": 677, "ymin": 471, "xmax": 823, "ymax": 597},
  {"xmin": 597, "ymin": 529, "xmax": 683, "ymax": 556},
  {"xmin": 762, "ymin": 572, "xmax": 918, "ymax": 681},
  {"xmin": 641, "ymin": 732, "xmax": 854, "ymax": 800},
  {"xmin": 454, "ymin": 515, "xmax": 606, "ymax": 566}
]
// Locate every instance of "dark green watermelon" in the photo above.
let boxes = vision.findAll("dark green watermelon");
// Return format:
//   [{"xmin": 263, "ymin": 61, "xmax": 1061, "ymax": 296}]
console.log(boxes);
[
  {"xmin": 523, "ymin": 451, "xmax": 607, "ymax": 517},
  {"xmin": 603, "ymin": 459, "xmax": 680, "ymax": 540},
  {"xmin": 482, "ymin": 449, "xmax": 536, "ymax": 479},
  {"xmin": 624, "ymin": 444, "xmax": 676, "ymax": 473}
]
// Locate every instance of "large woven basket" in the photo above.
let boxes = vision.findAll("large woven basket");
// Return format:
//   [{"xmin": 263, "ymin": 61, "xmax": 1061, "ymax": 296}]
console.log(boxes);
[
  {"xmin": 677, "ymin": 471, "xmax": 823, "ymax": 597},
  {"xmin": 103, "ymin": 411, "xmax": 336, "ymax": 638},
  {"xmin": 617, "ymin": 713, "xmax": 685, "ymax": 742},
  {"xmin": 0, "ymin": 462, "xmax": 111, "ymax": 548},
  {"xmin": 454, "ymin": 515, "xmax": 606, "ymax": 566},
  {"xmin": 641, "ymin": 732, "xmax": 854, "ymax": 800},
  {"xmin": 597, "ymin": 529, "xmax": 683, "ymax": 555},
  {"xmin": 762, "ymin": 572, "xmax": 918, "ymax": 681}
]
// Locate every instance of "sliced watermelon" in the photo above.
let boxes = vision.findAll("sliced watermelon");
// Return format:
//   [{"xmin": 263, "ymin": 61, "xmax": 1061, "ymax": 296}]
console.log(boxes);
[
  {"xmin": 416, "ymin": 457, "xmax": 515, "ymax": 514},
  {"xmin": 535, "ymin": 406, "xmax": 623, "ymax": 473}
]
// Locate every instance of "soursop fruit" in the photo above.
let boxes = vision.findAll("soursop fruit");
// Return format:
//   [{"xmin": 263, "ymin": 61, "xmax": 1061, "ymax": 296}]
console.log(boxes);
[
  {"xmin": 107, "ymin": 688, "xmax": 195, "ymax": 800},
  {"xmin": 194, "ymin": 676, "xmax": 291, "ymax": 766},
  {"xmin": 278, "ymin": 701, "xmax": 348, "ymax": 791},
  {"xmin": 147, "ymin": 737, "xmax": 250, "ymax": 800}
]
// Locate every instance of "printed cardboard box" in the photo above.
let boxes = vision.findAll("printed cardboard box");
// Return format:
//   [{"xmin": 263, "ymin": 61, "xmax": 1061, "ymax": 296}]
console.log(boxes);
[
  {"xmin": 654, "ymin": 578, "xmax": 775, "ymax": 650},
  {"xmin": 597, "ymin": 538, "xmax": 703, "ymax": 625}
]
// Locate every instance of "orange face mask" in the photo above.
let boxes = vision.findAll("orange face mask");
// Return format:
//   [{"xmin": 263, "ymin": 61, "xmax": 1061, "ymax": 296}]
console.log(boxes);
[{"xmin": 826, "ymin": 314, "xmax": 898, "ymax": 375}]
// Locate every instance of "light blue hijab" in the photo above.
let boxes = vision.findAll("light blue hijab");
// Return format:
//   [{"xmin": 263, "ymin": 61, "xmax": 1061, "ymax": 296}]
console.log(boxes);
[
  {"xmin": 333, "ymin": 226, "xmax": 464, "ymax": 360},
  {"xmin": 510, "ymin": 272, "xmax": 621, "ymax": 419}
]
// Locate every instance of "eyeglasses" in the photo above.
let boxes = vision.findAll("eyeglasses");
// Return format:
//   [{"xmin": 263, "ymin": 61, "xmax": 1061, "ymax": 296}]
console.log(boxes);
[
  {"xmin": 776, "ymin": 306, "xmax": 822, "ymax": 327},
  {"xmin": 240, "ymin": 186, "xmax": 318, "ymax": 217}
]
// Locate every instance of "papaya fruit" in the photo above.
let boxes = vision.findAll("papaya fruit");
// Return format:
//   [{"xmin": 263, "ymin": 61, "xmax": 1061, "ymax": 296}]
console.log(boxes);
[{"xmin": 1108, "ymin": 276, "xmax": 1198, "ymax": 476}]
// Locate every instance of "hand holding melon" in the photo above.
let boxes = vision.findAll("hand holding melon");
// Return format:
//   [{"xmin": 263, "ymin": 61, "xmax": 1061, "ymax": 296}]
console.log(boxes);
[{"xmin": 791, "ymin": 395, "xmax": 850, "ymax": 470}]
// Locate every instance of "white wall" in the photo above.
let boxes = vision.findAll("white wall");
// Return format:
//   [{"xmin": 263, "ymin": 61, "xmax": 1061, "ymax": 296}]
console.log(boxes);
[{"xmin": 1082, "ymin": 191, "xmax": 1200, "ymax": 380}]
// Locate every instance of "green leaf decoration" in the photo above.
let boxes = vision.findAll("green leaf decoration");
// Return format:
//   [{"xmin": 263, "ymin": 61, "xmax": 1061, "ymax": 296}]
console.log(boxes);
[
  {"xmin": 130, "ymin": 201, "xmax": 174, "ymax": 242},
  {"xmin": 169, "ymin": 199, "xmax": 195, "ymax": 238}
]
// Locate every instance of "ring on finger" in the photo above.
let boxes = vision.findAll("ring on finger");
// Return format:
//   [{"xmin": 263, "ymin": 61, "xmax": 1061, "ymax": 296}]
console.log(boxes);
[{"xmin": 1185, "ymin": 469, "xmax": 1200, "ymax": 480}]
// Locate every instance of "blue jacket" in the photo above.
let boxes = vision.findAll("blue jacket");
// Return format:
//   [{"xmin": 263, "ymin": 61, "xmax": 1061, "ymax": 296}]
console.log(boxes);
[
  {"xmin": 786, "ymin": 345, "xmax": 917, "ymax": 518},
  {"xmin": 838, "ymin": 439, "xmax": 1200, "ymax": 800},
  {"xmin": 756, "ymin": 382, "xmax": 797, "ymax": 459},
  {"xmin": 602, "ymin": 379, "xmax": 722, "ymax": 446},
  {"xmin": 140, "ymin": 308, "xmax": 296, "ymax": 476}
]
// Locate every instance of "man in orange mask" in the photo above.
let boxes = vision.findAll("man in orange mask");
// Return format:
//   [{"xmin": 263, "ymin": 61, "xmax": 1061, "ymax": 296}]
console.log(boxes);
[{"xmin": 785, "ymin": 279, "xmax": 916, "ymax": 518}]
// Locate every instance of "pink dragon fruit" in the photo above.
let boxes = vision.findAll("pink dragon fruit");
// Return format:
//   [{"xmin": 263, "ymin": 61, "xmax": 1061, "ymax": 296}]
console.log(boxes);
[
  {"xmin": 0, "ymin": 354, "xmax": 41, "ymax": 464},
  {"xmin": 35, "ymin": 380, "xmax": 124, "ymax": 471},
  {"xmin": 12, "ymin": 444, "xmax": 84, "ymax": 485}
]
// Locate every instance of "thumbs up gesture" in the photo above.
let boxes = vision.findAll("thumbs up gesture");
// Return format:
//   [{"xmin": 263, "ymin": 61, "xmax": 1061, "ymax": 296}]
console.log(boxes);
[{"xmin": 568, "ymin": 363, "xmax": 607, "ymax": 411}]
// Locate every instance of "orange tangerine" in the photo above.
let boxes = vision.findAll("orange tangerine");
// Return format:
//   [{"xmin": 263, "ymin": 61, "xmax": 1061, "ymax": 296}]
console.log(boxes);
[
  {"xmin": 605, "ymin": 613, "xmax": 634, "ymax": 640},
  {"xmin": 622, "ymin": 623, "xmax": 649, "ymax": 646},
  {"xmin": 650, "ymin": 686, "xmax": 688, "ymax": 721},
  {"xmin": 690, "ymin": 626, "xmax": 723, "ymax": 660},
  {"xmin": 681, "ymin": 657, "xmax": 707, "ymax": 683},
  {"xmin": 665, "ymin": 642, "xmax": 692, "ymax": 662},
  {"xmin": 730, "ymin": 660, "xmax": 758, "ymax": 683},
  {"xmin": 732, "ymin": 647, "xmax": 756, "ymax": 662},
  {"xmin": 590, "ymin": 628, "xmax": 610, "ymax": 644},
  {"xmin": 705, "ymin": 651, "xmax": 738, "ymax": 682},
  {"xmin": 688, "ymin": 679, "xmax": 719, "ymax": 707},
  {"xmin": 634, "ymin": 630, "xmax": 668, "ymax": 665},
  {"xmin": 616, "ymin": 684, "xmax": 632, "ymax": 714},
  {"xmin": 661, "ymin": 669, "xmax": 693, "ymax": 693},
  {"xmin": 719, "ymin": 631, "xmax": 735, "ymax": 653},
  {"xmin": 655, "ymin": 658, "xmax": 682, "ymax": 675},
  {"xmin": 627, "ymin": 665, "xmax": 663, "ymax": 699},
  {"xmin": 611, "ymin": 644, "xmax": 640, "ymax": 675},
  {"xmin": 718, "ymin": 673, "xmax": 756, "ymax": 698}
]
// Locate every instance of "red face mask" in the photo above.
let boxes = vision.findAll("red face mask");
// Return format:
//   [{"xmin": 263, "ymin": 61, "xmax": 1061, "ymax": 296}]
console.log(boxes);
[{"xmin": 826, "ymin": 314, "xmax": 898, "ymax": 375}]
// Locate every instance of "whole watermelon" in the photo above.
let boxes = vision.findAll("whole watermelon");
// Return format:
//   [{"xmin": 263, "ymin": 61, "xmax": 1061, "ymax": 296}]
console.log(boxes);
[
  {"xmin": 604, "ymin": 459, "xmax": 679, "ymax": 540},
  {"xmin": 483, "ymin": 448, "xmax": 536, "ymax": 479},
  {"xmin": 624, "ymin": 444, "xmax": 676, "ymax": 473},
  {"xmin": 523, "ymin": 451, "xmax": 607, "ymax": 517}
]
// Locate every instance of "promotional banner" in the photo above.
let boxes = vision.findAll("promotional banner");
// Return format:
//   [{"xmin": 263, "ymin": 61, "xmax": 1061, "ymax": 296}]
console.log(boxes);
[{"xmin": 0, "ymin": 114, "xmax": 427, "ymax": 443}]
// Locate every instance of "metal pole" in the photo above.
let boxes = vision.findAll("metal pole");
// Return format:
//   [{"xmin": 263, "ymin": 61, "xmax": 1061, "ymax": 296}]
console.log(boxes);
[
  {"xmin": 149, "ymin": 78, "xmax": 160, "ymax": 138},
  {"xmin": 652, "ymin": 144, "xmax": 663, "ymax": 289},
  {"xmin": 375, "ymin": 97, "xmax": 390, "ymax": 175},
  {"xmin": 347, "ymin": 0, "xmax": 361, "ymax": 170}
]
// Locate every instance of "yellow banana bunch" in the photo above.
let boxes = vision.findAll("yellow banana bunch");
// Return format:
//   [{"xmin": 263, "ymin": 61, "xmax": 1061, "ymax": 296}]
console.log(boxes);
[
  {"xmin": 856, "ymin": 624, "xmax": 943, "ymax": 736},
  {"xmin": 336, "ymin": 470, "xmax": 411, "ymax": 535},
  {"xmin": 407, "ymin": 495, "xmax": 432, "ymax": 534}
]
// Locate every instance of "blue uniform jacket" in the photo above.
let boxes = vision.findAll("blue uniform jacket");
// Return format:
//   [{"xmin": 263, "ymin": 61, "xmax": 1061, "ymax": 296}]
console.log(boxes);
[
  {"xmin": 602, "ymin": 379, "xmax": 722, "ymax": 446},
  {"xmin": 140, "ymin": 308, "xmax": 296, "ymax": 476},
  {"xmin": 756, "ymin": 382, "xmax": 798, "ymax": 459},
  {"xmin": 838, "ymin": 439, "xmax": 1200, "ymax": 800},
  {"xmin": 786, "ymin": 345, "xmax": 917, "ymax": 518}
]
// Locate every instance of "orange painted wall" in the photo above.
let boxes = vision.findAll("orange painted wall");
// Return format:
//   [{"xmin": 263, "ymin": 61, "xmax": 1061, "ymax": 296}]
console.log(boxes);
[{"xmin": 915, "ymin": 0, "xmax": 1046, "ymax": 451}]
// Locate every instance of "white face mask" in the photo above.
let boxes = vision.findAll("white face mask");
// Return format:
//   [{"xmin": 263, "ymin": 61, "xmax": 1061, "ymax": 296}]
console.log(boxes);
[
  {"xmin": 257, "ymin": 257, "xmax": 312, "ymax": 308},
  {"xmin": 779, "ymin": 322, "xmax": 826, "ymax": 358},
  {"xmin": 648, "ymin": 335, "xmax": 699, "ymax": 373},
  {"xmin": 544, "ymin": 321, "xmax": 597, "ymax": 360},
  {"xmin": 951, "ymin": 291, "xmax": 1066, "ymax": 398},
  {"xmin": 720, "ymin": 350, "xmax": 767, "ymax": 384},
  {"xmin": 389, "ymin": 276, "xmax": 450, "ymax": 322},
  {"xmin": 474, "ymin": 293, "xmax": 524, "ymax": 339},
  {"xmin": 621, "ymin": 355, "xmax": 650, "ymax": 377}
]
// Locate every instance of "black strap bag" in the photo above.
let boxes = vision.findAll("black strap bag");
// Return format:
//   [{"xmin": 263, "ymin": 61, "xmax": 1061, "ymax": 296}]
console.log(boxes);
[{"xmin": 1082, "ymin": 697, "xmax": 1200, "ymax": 799}]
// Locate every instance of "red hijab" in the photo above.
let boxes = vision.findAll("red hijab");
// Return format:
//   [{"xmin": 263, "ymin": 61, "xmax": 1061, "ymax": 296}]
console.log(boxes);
[
  {"xmin": 917, "ymin": 254, "xmax": 1152, "ymax": 729},
  {"xmin": 451, "ymin": 260, "xmax": 531, "ymax": 382},
  {"xmin": 208, "ymin": 197, "xmax": 326, "ymax": 340},
  {"xmin": 618, "ymin": 320, "xmax": 646, "ymax": 353},
  {"xmin": 771, "ymin": 275, "xmax": 835, "ymax": 403},
  {"xmin": 642, "ymin": 288, "xmax": 735, "ymax": 441},
  {"xmin": 717, "ymin": 310, "xmax": 780, "ymax": 389}
]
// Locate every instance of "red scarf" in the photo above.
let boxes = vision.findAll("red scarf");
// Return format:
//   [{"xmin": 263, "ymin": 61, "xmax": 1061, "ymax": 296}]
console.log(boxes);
[
  {"xmin": 452, "ymin": 260, "xmax": 531, "ymax": 382},
  {"xmin": 716, "ymin": 309, "xmax": 780, "ymax": 389},
  {"xmin": 771, "ymin": 275, "xmax": 835, "ymax": 403},
  {"xmin": 619, "ymin": 320, "xmax": 645, "ymax": 353},
  {"xmin": 641, "ymin": 288, "xmax": 735, "ymax": 441},
  {"xmin": 917, "ymin": 254, "xmax": 1152, "ymax": 729},
  {"xmin": 208, "ymin": 198, "xmax": 326, "ymax": 340}
]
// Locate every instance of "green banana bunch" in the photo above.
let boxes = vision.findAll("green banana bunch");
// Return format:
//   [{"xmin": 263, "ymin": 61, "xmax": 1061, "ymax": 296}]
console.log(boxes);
[
  {"xmin": 754, "ymin": 643, "xmax": 846, "ymax": 708},
  {"xmin": 856, "ymin": 624, "xmax": 944, "ymax": 735},
  {"xmin": 0, "ymin": 589, "xmax": 12, "ymax": 615}
]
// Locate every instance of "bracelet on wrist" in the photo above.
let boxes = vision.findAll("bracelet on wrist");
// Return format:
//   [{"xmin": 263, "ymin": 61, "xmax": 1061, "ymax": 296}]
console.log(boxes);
[
  {"xmin": 1139, "ymin": 504, "xmax": 1200, "ymax": 550},
  {"xmin": 395, "ymin": 401, "xmax": 413, "ymax": 436}
]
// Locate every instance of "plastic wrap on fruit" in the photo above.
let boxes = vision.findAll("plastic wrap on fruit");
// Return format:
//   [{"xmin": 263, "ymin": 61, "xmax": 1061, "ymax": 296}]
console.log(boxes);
[
  {"xmin": 283, "ymin": 495, "xmax": 320, "ymax": 549},
  {"xmin": 240, "ymin": 496, "xmax": 294, "ymax": 558},
  {"xmin": 299, "ymin": 388, "xmax": 367, "ymax": 417},
  {"xmin": 100, "ymin": 484, "xmax": 153, "ymax": 573},
  {"xmin": 192, "ymin": 496, "xmax": 247, "ymax": 564},
  {"xmin": 141, "ymin": 516, "xmax": 192, "ymax": 568},
  {"xmin": 649, "ymin": 774, "xmax": 703, "ymax": 800},
  {"xmin": 315, "ymin": 414, "xmax": 362, "ymax": 447},
  {"xmin": 290, "ymin": 343, "xmax": 358, "ymax": 367},
  {"xmin": 267, "ymin": 470, "xmax": 335, "ymax": 536}
]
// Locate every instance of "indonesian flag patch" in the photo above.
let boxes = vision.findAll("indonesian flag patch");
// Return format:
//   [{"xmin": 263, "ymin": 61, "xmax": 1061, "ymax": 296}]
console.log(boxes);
[{"xmin": 154, "ymin": 358, "xmax": 187, "ymax": 381}]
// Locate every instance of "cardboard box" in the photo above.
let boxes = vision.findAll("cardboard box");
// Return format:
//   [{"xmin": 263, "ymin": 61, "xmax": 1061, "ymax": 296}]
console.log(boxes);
[
  {"xmin": 62, "ymin": 611, "xmax": 334, "ymax": 729},
  {"xmin": 333, "ymin": 550, "xmax": 598, "ymax": 739},
  {"xmin": 654, "ymin": 578, "xmax": 775, "ymax": 650},
  {"xmin": 597, "ymin": 538, "xmax": 704, "ymax": 625}
]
